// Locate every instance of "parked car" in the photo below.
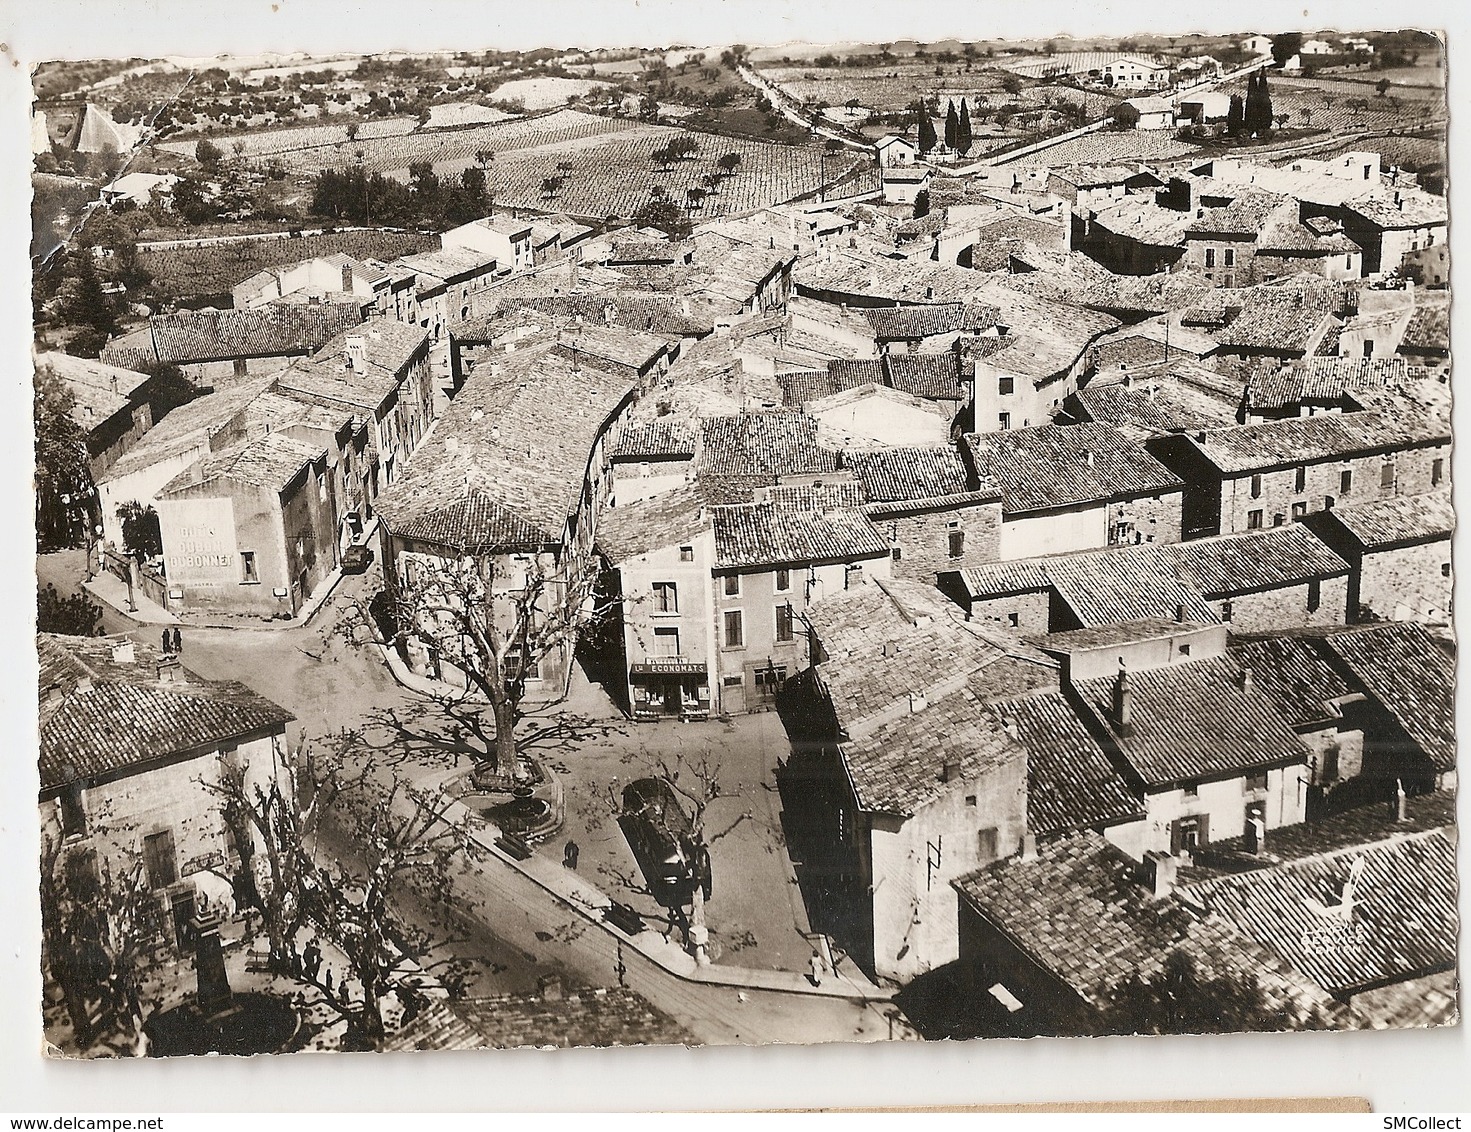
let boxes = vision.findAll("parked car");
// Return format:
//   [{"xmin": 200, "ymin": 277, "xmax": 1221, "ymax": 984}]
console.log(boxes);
[
  {"xmin": 619, "ymin": 777, "xmax": 704, "ymax": 908},
  {"xmin": 341, "ymin": 543, "xmax": 374, "ymax": 573}
]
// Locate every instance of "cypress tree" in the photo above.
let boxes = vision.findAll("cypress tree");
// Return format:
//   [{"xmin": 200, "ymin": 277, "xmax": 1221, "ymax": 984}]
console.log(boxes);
[
  {"xmin": 1226, "ymin": 93, "xmax": 1244, "ymax": 136},
  {"xmin": 1243, "ymin": 71, "xmax": 1263, "ymax": 136},
  {"xmin": 944, "ymin": 99, "xmax": 959, "ymax": 150},
  {"xmin": 957, "ymin": 98, "xmax": 973, "ymax": 155},
  {"xmin": 1257, "ymin": 70, "xmax": 1273, "ymax": 133},
  {"xmin": 918, "ymin": 112, "xmax": 938, "ymax": 154}
]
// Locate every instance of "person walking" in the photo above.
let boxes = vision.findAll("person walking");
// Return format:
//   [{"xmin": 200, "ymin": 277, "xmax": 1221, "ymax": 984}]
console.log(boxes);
[
  {"xmin": 171, "ymin": 627, "xmax": 183, "ymax": 654},
  {"xmin": 809, "ymin": 951, "xmax": 825, "ymax": 988},
  {"xmin": 161, "ymin": 629, "xmax": 173, "ymax": 655}
]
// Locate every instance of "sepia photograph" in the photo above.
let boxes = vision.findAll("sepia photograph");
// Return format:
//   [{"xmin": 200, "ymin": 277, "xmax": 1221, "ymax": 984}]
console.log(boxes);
[{"xmin": 14, "ymin": 0, "xmax": 1461, "ymax": 1104}]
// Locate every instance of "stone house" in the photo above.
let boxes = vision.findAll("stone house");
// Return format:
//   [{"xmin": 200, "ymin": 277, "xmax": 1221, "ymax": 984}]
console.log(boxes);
[
  {"xmin": 440, "ymin": 215, "xmax": 535, "ymax": 273},
  {"xmin": 963, "ymin": 423, "xmax": 1184, "ymax": 559},
  {"xmin": 38, "ymin": 352, "xmax": 159, "ymax": 480},
  {"xmin": 1308, "ymin": 488, "xmax": 1453, "ymax": 624},
  {"xmin": 37, "ymin": 633, "xmax": 294, "ymax": 959},
  {"xmin": 781, "ymin": 579, "xmax": 1053, "ymax": 983},
  {"xmin": 391, "ymin": 247, "xmax": 501, "ymax": 341},
  {"xmin": 1148, "ymin": 407, "xmax": 1451, "ymax": 539}
]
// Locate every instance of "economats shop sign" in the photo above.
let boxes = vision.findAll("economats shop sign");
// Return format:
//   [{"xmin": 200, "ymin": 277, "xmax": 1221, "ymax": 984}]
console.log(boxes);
[{"xmin": 162, "ymin": 499, "xmax": 239, "ymax": 588}]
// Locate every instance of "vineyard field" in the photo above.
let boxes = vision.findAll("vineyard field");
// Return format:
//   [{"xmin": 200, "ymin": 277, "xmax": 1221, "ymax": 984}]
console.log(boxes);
[
  {"xmin": 755, "ymin": 62, "xmax": 1076, "ymax": 114},
  {"xmin": 137, "ymin": 228, "xmax": 438, "ymax": 300},
  {"xmin": 1010, "ymin": 128, "xmax": 1199, "ymax": 165},
  {"xmin": 156, "ymin": 116, "xmax": 418, "ymax": 161}
]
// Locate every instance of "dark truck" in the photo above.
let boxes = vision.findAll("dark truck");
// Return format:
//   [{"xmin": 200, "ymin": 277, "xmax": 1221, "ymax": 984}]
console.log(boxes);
[{"xmin": 618, "ymin": 777, "xmax": 711, "ymax": 909}]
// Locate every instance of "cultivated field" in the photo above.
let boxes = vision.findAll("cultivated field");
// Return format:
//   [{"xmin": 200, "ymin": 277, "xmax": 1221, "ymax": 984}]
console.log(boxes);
[
  {"xmin": 996, "ymin": 51, "xmax": 1152, "ymax": 78},
  {"xmin": 157, "ymin": 117, "xmax": 418, "ymax": 160},
  {"xmin": 754, "ymin": 61, "xmax": 1094, "ymax": 115},
  {"xmin": 136, "ymin": 228, "xmax": 438, "ymax": 299},
  {"xmin": 487, "ymin": 76, "xmax": 612, "ymax": 110},
  {"xmin": 1007, "ymin": 128, "xmax": 1198, "ymax": 165},
  {"xmin": 1213, "ymin": 75, "xmax": 1445, "ymax": 133}
]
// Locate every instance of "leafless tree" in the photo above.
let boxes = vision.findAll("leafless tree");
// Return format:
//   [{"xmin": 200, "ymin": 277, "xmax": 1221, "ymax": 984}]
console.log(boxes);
[{"xmin": 388, "ymin": 539, "xmax": 612, "ymax": 778}]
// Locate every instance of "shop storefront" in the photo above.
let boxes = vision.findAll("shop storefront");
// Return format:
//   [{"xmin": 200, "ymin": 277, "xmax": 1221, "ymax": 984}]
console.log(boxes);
[{"xmin": 630, "ymin": 660, "xmax": 711, "ymax": 722}]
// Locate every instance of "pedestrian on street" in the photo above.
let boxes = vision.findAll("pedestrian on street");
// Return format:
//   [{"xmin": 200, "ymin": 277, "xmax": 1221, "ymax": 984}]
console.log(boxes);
[
  {"xmin": 161, "ymin": 630, "xmax": 172, "ymax": 655},
  {"xmin": 564, "ymin": 840, "xmax": 580, "ymax": 870},
  {"xmin": 809, "ymin": 951, "xmax": 824, "ymax": 987},
  {"xmin": 171, "ymin": 627, "xmax": 183, "ymax": 654}
]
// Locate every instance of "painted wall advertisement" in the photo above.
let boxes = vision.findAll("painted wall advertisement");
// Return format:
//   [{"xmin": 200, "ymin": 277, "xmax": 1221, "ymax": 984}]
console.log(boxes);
[{"xmin": 161, "ymin": 498, "xmax": 239, "ymax": 588}]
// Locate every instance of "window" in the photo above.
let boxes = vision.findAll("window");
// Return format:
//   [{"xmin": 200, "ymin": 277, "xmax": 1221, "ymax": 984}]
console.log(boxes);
[
  {"xmin": 775, "ymin": 568, "xmax": 791, "ymax": 593},
  {"xmin": 1205, "ymin": 248, "xmax": 1216, "ymax": 268},
  {"xmin": 1442, "ymin": 562, "xmax": 1452, "ymax": 578},
  {"xmin": 845, "ymin": 564, "xmax": 864, "ymax": 589},
  {"xmin": 1171, "ymin": 814, "xmax": 1209, "ymax": 854},
  {"xmin": 1250, "ymin": 473, "xmax": 1262, "ymax": 499},
  {"xmin": 143, "ymin": 829, "xmax": 178, "ymax": 889},
  {"xmin": 1182, "ymin": 782, "xmax": 1199, "ymax": 799},
  {"xmin": 723, "ymin": 609, "xmax": 744, "ymax": 648},
  {"xmin": 679, "ymin": 545, "xmax": 694, "ymax": 562},
  {"xmin": 1247, "ymin": 510, "xmax": 1264, "ymax": 530},
  {"xmin": 318, "ymin": 470, "xmax": 328, "ymax": 503},
  {"xmin": 653, "ymin": 626, "xmax": 681, "ymax": 657},
  {"xmin": 723, "ymin": 575, "xmax": 741, "ymax": 598},
  {"xmin": 1341, "ymin": 469, "xmax": 1353, "ymax": 495},
  {"xmin": 504, "ymin": 650, "xmax": 541, "ymax": 681},
  {"xmin": 60, "ymin": 786, "xmax": 87, "ymax": 838},
  {"xmin": 1272, "ymin": 513, "xmax": 1285, "ymax": 527},
  {"xmin": 1362, "ymin": 340, "xmax": 1375, "ymax": 358},
  {"xmin": 1246, "ymin": 769, "xmax": 1268, "ymax": 792},
  {"xmin": 1324, "ymin": 495, "xmax": 1335, "ymax": 510},
  {"xmin": 998, "ymin": 412, "xmax": 1011, "ymax": 431},
  {"xmin": 1178, "ymin": 643, "xmax": 1191, "ymax": 657},
  {"xmin": 1381, "ymin": 462, "xmax": 1396, "ymax": 490},
  {"xmin": 1007, "ymin": 612, "xmax": 1019, "ymax": 628},
  {"xmin": 1292, "ymin": 501, "xmax": 1308, "ymax": 520},
  {"xmin": 977, "ymin": 827, "xmax": 999, "ymax": 864},
  {"xmin": 652, "ymin": 581, "xmax": 678, "ymax": 613},
  {"xmin": 1224, "ymin": 248, "xmax": 1236, "ymax": 267},
  {"xmin": 948, "ymin": 528, "xmax": 965, "ymax": 560},
  {"xmin": 1221, "ymin": 600, "xmax": 1234, "ymax": 622},
  {"xmin": 998, "ymin": 376, "xmax": 1014, "ymax": 396},
  {"xmin": 1307, "ymin": 579, "xmax": 1321, "ymax": 612},
  {"xmin": 891, "ymin": 546, "xmax": 902, "ymax": 562},
  {"xmin": 1432, "ymin": 458, "xmax": 1444, "ymax": 486},
  {"xmin": 233, "ymin": 357, "xmax": 249, "ymax": 378},
  {"xmin": 65, "ymin": 848, "xmax": 101, "ymax": 903},
  {"xmin": 1294, "ymin": 466, "xmax": 1306, "ymax": 493},
  {"xmin": 240, "ymin": 551, "xmax": 259, "ymax": 584},
  {"xmin": 775, "ymin": 604, "xmax": 795, "ymax": 643},
  {"xmin": 1346, "ymin": 254, "xmax": 1354, "ymax": 269}
]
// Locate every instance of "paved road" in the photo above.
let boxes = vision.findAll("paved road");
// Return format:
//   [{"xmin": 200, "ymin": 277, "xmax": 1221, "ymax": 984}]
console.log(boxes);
[{"xmin": 42, "ymin": 551, "xmax": 910, "ymax": 1046}]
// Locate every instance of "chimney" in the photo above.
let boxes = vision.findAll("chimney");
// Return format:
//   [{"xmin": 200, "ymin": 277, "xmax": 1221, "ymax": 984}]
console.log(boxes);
[
  {"xmin": 47, "ymin": 685, "xmax": 64, "ymax": 706},
  {"xmin": 1020, "ymin": 832, "xmax": 1038, "ymax": 862},
  {"xmin": 75, "ymin": 675, "xmax": 93, "ymax": 694},
  {"xmin": 157, "ymin": 656, "xmax": 181, "ymax": 682},
  {"xmin": 1174, "ymin": 602, "xmax": 1186, "ymax": 624},
  {"xmin": 537, "ymin": 973, "xmax": 564, "ymax": 1001},
  {"xmin": 1393, "ymin": 779, "xmax": 1408, "ymax": 822},
  {"xmin": 1244, "ymin": 814, "xmax": 1266, "ymax": 854},
  {"xmin": 1112, "ymin": 660, "xmax": 1134, "ymax": 737},
  {"xmin": 1238, "ymin": 666, "xmax": 1254, "ymax": 694},
  {"xmin": 342, "ymin": 264, "xmax": 354, "ymax": 292},
  {"xmin": 1141, "ymin": 851, "xmax": 1177, "ymax": 898},
  {"xmin": 909, "ymin": 690, "xmax": 928, "ymax": 713},
  {"xmin": 1002, "ymin": 717, "xmax": 1019, "ymax": 741},
  {"xmin": 940, "ymin": 756, "xmax": 961, "ymax": 782},
  {"xmin": 110, "ymin": 375, "xmax": 119, "ymax": 394},
  {"xmin": 110, "ymin": 640, "xmax": 135, "ymax": 665},
  {"xmin": 345, "ymin": 334, "xmax": 367, "ymax": 371},
  {"xmin": 1083, "ymin": 448, "xmax": 1095, "ymax": 468}
]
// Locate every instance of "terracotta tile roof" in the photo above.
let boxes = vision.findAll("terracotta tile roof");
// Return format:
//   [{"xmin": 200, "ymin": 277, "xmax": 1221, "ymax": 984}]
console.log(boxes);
[
  {"xmin": 963, "ymin": 423, "xmax": 1182, "ymax": 514},
  {"xmin": 954, "ymin": 833, "xmax": 1345, "ymax": 1024},
  {"xmin": 1185, "ymin": 408, "xmax": 1449, "ymax": 474},
  {"xmin": 599, "ymin": 484, "xmax": 710, "ymax": 562},
  {"xmin": 1214, "ymin": 289, "xmax": 1340, "ymax": 353},
  {"xmin": 884, "ymin": 353, "xmax": 967, "ymax": 400},
  {"xmin": 848, "ymin": 446, "xmax": 999, "ymax": 506},
  {"xmin": 863, "ymin": 302, "xmax": 998, "ymax": 340},
  {"xmin": 1319, "ymin": 488, "xmax": 1453, "ymax": 548},
  {"xmin": 842, "ymin": 685, "xmax": 1026, "ymax": 815},
  {"xmin": 37, "ymin": 351, "xmax": 150, "ymax": 401},
  {"xmin": 395, "ymin": 246, "xmax": 498, "ymax": 286},
  {"xmin": 98, "ymin": 376, "xmax": 280, "ymax": 483},
  {"xmin": 697, "ymin": 411, "xmax": 840, "ymax": 480},
  {"xmin": 376, "ymin": 347, "xmax": 634, "ymax": 545},
  {"xmin": 1070, "ymin": 382, "xmax": 1234, "ymax": 436},
  {"xmin": 711, "ymin": 503, "xmax": 889, "ymax": 570},
  {"xmin": 1320, "ymin": 623, "xmax": 1456, "ymax": 773},
  {"xmin": 381, "ymin": 986, "xmax": 695, "ymax": 1052},
  {"xmin": 777, "ymin": 368, "xmax": 870, "ymax": 407},
  {"xmin": 985, "ymin": 690, "xmax": 1146, "ymax": 837},
  {"xmin": 388, "ymin": 488, "xmax": 550, "ymax": 552},
  {"xmin": 148, "ymin": 304, "xmax": 363, "ymax": 365},
  {"xmin": 1347, "ymin": 188, "xmax": 1448, "ymax": 230},
  {"xmin": 37, "ymin": 633, "xmax": 294, "ymax": 794},
  {"xmin": 612, "ymin": 418, "xmax": 697, "ymax": 460},
  {"xmin": 158, "ymin": 432, "xmax": 326, "ymax": 496},
  {"xmin": 1246, "ymin": 356, "xmax": 1426, "ymax": 412},
  {"xmin": 1153, "ymin": 524, "xmax": 1351, "ymax": 594},
  {"xmin": 1187, "ymin": 190, "xmax": 1291, "ymax": 238},
  {"xmin": 1399, "ymin": 295, "xmax": 1449, "ymax": 354},
  {"xmin": 273, "ymin": 319, "xmax": 429, "ymax": 414},
  {"xmin": 1185, "ymin": 826, "xmax": 1457, "ymax": 997},
  {"xmin": 1229, "ymin": 637, "xmax": 1355, "ymax": 730},
  {"xmin": 1044, "ymin": 551, "xmax": 1217, "ymax": 627},
  {"xmin": 1036, "ymin": 617, "xmax": 1216, "ymax": 653},
  {"xmin": 1091, "ymin": 197, "xmax": 1197, "ymax": 247},
  {"xmin": 826, "ymin": 358, "xmax": 886, "ymax": 385},
  {"xmin": 764, "ymin": 480, "xmax": 866, "ymax": 510},
  {"xmin": 1072, "ymin": 655, "xmax": 1309, "ymax": 786}
]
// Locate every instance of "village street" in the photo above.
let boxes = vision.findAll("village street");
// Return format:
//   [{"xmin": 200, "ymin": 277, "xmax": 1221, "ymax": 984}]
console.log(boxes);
[{"xmin": 39, "ymin": 553, "xmax": 907, "ymax": 1046}]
